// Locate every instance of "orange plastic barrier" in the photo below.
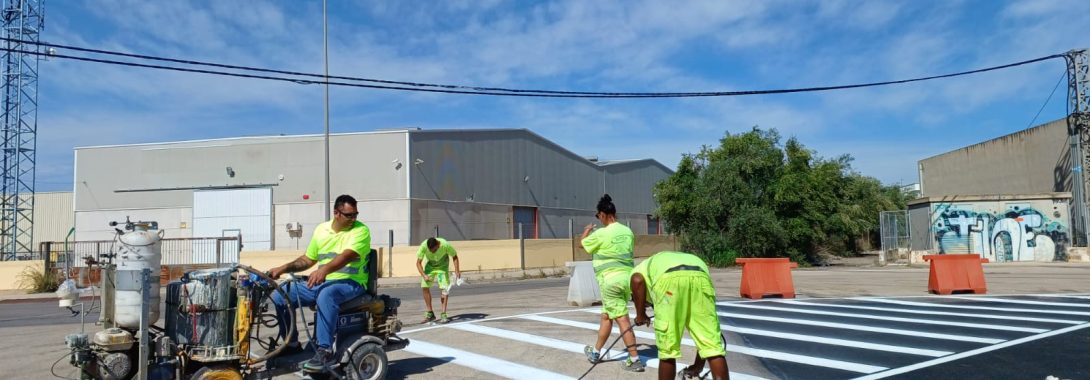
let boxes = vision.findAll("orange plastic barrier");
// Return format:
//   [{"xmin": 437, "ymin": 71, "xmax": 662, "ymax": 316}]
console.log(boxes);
[
  {"xmin": 736, "ymin": 258, "xmax": 798, "ymax": 299},
  {"xmin": 923, "ymin": 254, "xmax": 989, "ymax": 295}
]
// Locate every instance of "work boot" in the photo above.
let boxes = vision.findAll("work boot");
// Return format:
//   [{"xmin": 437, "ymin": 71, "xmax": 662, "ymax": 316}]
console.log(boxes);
[
  {"xmin": 583, "ymin": 345, "xmax": 600, "ymax": 363},
  {"xmin": 438, "ymin": 312, "xmax": 450, "ymax": 324},
  {"xmin": 421, "ymin": 311, "xmax": 436, "ymax": 324},
  {"xmin": 622, "ymin": 357, "xmax": 646, "ymax": 372},
  {"xmin": 678, "ymin": 365, "xmax": 704, "ymax": 379},
  {"xmin": 302, "ymin": 347, "xmax": 334, "ymax": 372}
]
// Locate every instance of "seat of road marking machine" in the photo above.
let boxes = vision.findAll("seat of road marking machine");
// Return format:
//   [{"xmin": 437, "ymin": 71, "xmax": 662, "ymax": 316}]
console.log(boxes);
[{"xmin": 336, "ymin": 249, "xmax": 379, "ymax": 313}]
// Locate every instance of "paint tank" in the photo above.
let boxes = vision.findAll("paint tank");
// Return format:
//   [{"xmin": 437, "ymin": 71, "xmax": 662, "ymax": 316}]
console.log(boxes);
[{"xmin": 114, "ymin": 227, "xmax": 163, "ymax": 329}]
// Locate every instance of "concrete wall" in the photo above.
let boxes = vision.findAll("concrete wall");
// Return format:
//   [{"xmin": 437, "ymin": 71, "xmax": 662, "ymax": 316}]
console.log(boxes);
[
  {"xmin": 919, "ymin": 118, "xmax": 1069, "ymax": 197},
  {"xmin": 75, "ymin": 208, "xmax": 193, "ymax": 242},
  {"xmin": 0, "ymin": 260, "xmax": 43, "ymax": 291},
  {"xmin": 907, "ymin": 193, "xmax": 1071, "ymax": 261}
]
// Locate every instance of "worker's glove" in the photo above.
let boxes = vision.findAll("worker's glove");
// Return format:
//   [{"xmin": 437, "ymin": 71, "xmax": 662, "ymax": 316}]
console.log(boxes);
[{"xmin": 455, "ymin": 274, "xmax": 467, "ymax": 286}]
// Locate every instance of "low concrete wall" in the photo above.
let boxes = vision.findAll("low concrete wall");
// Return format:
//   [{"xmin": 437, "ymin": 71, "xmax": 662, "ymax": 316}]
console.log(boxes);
[{"xmin": 0, "ymin": 260, "xmax": 44, "ymax": 291}]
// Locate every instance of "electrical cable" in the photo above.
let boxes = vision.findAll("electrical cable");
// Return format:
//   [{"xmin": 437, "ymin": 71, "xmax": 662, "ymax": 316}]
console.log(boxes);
[
  {"xmin": 50, "ymin": 351, "xmax": 79, "ymax": 380},
  {"xmin": 576, "ymin": 318, "xmax": 646, "ymax": 380},
  {"xmin": 1025, "ymin": 69, "xmax": 1068, "ymax": 130},
  {"xmin": 0, "ymin": 39, "xmax": 1069, "ymax": 99}
]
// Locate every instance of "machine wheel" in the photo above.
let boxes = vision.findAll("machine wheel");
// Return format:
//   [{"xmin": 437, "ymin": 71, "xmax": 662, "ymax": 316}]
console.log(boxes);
[
  {"xmin": 347, "ymin": 342, "xmax": 388, "ymax": 380},
  {"xmin": 190, "ymin": 365, "xmax": 244, "ymax": 380}
]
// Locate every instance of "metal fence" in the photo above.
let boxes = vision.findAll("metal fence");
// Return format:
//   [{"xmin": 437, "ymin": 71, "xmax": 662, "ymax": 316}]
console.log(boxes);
[
  {"xmin": 39, "ymin": 237, "xmax": 242, "ymax": 270},
  {"xmin": 879, "ymin": 210, "xmax": 911, "ymax": 253}
]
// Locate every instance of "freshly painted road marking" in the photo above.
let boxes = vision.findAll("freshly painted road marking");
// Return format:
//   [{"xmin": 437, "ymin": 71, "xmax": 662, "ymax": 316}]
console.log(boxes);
[
  {"xmin": 850, "ymin": 322, "xmax": 1090, "ymax": 380},
  {"xmin": 948, "ymin": 296, "xmax": 1090, "ymax": 308},
  {"xmin": 522, "ymin": 314, "xmax": 888, "ymax": 374},
  {"xmin": 720, "ymin": 311, "xmax": 1004, "ymax": 344},
  {"xmin": 862, "ymin": 298, "xmax": 1090, "ymax": 316},
  {"xmin": 775, "ymin": 299, "xmax": 1086, "ymax": 325},
  {"xmin": 717, "ymin": 302, "xmax": 1047, "ymax": 333},
  {"xmin": 449, "ymin": 323, "xmax": 771, "ymax": 380},
  {"xmin": 1027, "ymin": 294, "xmax": 1090, "ymax": 300},
  {"xmin": 576, "ymin": 309, "xmax": 952, "ymax": 357},
  {"xmin": 404, "ymin": 339, "xmax": 576, "ymax": 379}
]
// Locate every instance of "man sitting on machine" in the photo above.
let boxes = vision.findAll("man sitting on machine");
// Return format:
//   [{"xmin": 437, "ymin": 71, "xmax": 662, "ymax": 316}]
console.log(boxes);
[{"xmin": 267, "ymin": 194, "xmax": 371, "ymax": 372}]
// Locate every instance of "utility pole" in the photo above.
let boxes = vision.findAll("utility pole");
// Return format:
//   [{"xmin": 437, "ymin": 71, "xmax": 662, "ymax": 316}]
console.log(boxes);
[
  {"xmin": 0, "ymin": 0, "xmax": 43, "ymax": 260},
  {"xmin": 1068, "ymin": 49, "xmax": 1090, "ymax": 246},
  {"xmin": 322, "ymin": 0, "xmax": 331, "ymax": 218}
]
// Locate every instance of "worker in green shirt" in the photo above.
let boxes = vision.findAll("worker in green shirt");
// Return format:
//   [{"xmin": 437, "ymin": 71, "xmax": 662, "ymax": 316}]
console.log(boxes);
[
  {"xmin": 416, "ymin": 237, "xmax": 461, "ymax": 324},
  {"xmin": 631, "ymin": 251, "xmax": 728, "ymax": 380},
  {"xmin": 580, "ymin": 194, "xmax": 645, "ymax": 372}
]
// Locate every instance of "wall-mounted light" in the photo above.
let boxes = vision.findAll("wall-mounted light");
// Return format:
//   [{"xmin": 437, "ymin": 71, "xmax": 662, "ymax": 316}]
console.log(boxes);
[
  {"xmin": 523, "ymin": 176, "xmax": 530, "ymax": 182},
  {"xmin": 413, "ymin": 158, "xmax": 424, "ymax": 165},
  {"xmin": 392, "ymin": 159, "xmax": 402, "ymax": 170},
  {"xmin": 226, "ymin": 166, "xmax": 236, "ymax": 178}
]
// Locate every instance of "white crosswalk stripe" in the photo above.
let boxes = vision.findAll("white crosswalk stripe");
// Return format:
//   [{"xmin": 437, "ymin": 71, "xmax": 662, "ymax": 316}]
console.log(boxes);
[
  {"xmin": 948, "ymin": 296, "xmax": 1090, "ymax": 308},
  {"xmin": 522, "ymin": 314, "xmax": 889, "ymax": 374},
  {"xmin": 861, "ymin": 297, "xmax": 1090, "ymax": 316},
  {"xmin": 774, "ymin": 299, "xmax": 1086, "ymax": 324},
  {"xmin": 718, "ymin": 301, "xmax": 1048, "ymax": 333},
  {"xmin": 403, "ymin": 339, "xmax": 576, "ymax": 379},
  {"xmin": 720, "ymin": 310, "xmax": 1004, "ymax": 344},
  {"xmin": 576, "ymin": 309, "xmax": 952, "ymax": 357}
]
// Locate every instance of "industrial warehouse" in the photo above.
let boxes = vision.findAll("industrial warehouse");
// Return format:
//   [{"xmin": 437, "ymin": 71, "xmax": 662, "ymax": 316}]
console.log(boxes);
[{"xmin": 71, "ymin": 128, "xmax": 672, "ymax": 250}]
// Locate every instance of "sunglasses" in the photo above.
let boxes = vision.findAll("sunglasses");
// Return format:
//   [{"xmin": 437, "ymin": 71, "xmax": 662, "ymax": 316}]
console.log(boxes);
[{"xmin": 338, "ymin": 210, "xmax": 359, "ymax": 219}]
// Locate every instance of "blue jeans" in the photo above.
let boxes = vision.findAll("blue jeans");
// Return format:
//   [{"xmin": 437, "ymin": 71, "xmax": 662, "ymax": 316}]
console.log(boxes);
[{"xmin": 271, "ymin": 279, "xmax": 365, "ymax": 349}]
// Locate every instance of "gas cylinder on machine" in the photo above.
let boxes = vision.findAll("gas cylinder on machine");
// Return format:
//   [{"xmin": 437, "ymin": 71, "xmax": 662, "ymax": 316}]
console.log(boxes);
[{"xmin": 113, "ymin": 224, "xmax": 163, "ymax": 329}]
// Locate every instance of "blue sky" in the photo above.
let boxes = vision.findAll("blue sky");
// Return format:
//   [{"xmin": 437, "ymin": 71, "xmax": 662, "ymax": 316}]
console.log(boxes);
[{"xmin": 34, "ymin": 0, "xmax": 1090, "ymax": 191}]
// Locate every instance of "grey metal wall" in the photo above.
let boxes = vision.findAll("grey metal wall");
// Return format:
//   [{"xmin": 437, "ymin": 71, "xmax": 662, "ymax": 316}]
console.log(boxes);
[
  {"xmin": 407, "ymin": 129, "xmax": 671, "ymax": 243},
  {"xmin": 907, "ymin": 202, "xmax": 932, "ymax": 251},
  {"xmin": 919, "ymin": 118, "xmax": 1069, "ymax": 196}
]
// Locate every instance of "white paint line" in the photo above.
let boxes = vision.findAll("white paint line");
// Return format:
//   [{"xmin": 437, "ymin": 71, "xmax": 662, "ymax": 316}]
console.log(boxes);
[
  {"xmin": 403, "ymin": 339, "xmax": 576, "ymax": 379},
  {"xmin": 861, "ymin": 298, "xmax": 1090, "ymax": 317},
  {"xmin": 576, "ymin": 309, "xmax": 951, "ymax": 357},
  {"xmin": 775, "ymin": 299, "xmax": 1086, "ymax": 325},
  {"xmin": 1026, "ymin": 294, "xmax": 1090, "ymax": 300},
  {"xmin": 850, "ymin": 322, "xmax": 1090, "ymax": 380},
  {"xmin": 450, "ymin": 323, "xmax": 770, "ymax": 380},
  {"xmin": 948, "ymin": 296, "xmax": 1090, "ymax": 308},
  {"xmin": 522, "ymin": 315, "xmax": 887, "ymax": 374},
  {"xmin": 399, "ymin": 308, "xmax": 595, "ymax": 335},
  {"xmin": 720, "ymin": 311, "xmax": 1004, "ymax": 344},
  {"xmin": 716, "ymin": 302, "xmax": 1047, "ymax": 333}
]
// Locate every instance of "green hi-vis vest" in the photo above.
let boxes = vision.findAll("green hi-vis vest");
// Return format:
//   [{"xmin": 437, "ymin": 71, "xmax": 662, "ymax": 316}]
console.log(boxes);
[
  {"xmin": 417, "ymin": 237, "xmax": 458, "ymax": 273},
  {"xmin": 581, "ymin": 222, "xmax": 635, "ymax": 280},
  {"xmin": 306, "ymin": 220, "xmax": 372, "ymax": 286},
  {"xmin": 632, "ymin": 251, "xmax": 711, "ymax": 303}
]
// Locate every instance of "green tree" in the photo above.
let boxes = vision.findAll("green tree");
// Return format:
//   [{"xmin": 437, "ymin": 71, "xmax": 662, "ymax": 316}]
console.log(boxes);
[{"xmin": 653, "ymin": 127, "xmax": 908, "ymax": 266}]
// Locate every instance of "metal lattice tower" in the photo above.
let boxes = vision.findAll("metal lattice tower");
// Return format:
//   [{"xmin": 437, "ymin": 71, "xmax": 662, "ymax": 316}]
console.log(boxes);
[
  {"xmin": 1068, "ymin": 49, "xmax": 1090, "ymax": 247},
  {"xmin": 0, "ymin": 0, "xmax": 41, "ymax": 260}
]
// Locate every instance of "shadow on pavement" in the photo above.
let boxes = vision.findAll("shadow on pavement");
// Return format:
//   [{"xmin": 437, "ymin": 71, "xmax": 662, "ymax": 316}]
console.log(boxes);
[{"xmin": 387, "ymin": 356, "xmax": 454, "ymax": 379}]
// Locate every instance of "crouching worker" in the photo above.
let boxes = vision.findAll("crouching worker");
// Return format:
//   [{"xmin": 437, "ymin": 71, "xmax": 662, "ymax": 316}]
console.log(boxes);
[
  {"xmin": 631, "ymin": 251, "xmax": 729, "ymax": 380},
  {"xmin": 416, "ymin": 237, "xmax": 461, "ymax": 324}
]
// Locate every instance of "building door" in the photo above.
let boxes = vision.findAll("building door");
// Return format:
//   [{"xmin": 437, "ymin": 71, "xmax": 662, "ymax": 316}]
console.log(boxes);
[
  {"xmin": 512, "ymin": 206, "xmax": 537, "ymax": 239},
  {"xmin": 193, "ymin": 188, "xmax": 272, "ymax": 251}
]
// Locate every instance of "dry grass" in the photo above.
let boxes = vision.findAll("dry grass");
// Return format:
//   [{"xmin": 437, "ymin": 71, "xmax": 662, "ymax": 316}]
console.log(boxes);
[{"xmin": 16, "ymin": 265, "xmax": 60, "ymax": 294}]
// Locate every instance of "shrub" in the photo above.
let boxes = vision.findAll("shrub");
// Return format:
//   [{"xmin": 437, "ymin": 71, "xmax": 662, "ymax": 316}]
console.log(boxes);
[{"xmin": 16, "ymin": 265, "xmax": 60, "ymax": 294}]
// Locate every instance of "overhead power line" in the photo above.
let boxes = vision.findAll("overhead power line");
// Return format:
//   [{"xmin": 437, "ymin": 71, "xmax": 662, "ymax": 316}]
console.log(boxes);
[{"xmin": 1, "ymin": 37, "xmax": 1068, "ymax": 99}]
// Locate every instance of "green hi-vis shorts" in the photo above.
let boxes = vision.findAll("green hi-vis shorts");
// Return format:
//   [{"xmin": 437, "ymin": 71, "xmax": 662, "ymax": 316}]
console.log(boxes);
[
  {"xmin": 421, "ymin": 270, "xmax": 450, "ymax": 289},
  {"xmin": 599, "ymin": 272, "xmax": 632, "ymax": 319},
  {"xmin": 652, "ymin": 273, "xmax": 726, "ymax": 360}
]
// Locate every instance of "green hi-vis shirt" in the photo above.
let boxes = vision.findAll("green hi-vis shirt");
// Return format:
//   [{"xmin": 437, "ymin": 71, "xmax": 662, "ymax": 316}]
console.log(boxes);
[
  {"xmin": 417, "ymin": 237, "xmax": 458, "ymax": 273},
  {"xmin": 632, "ymin": 251, "xmax": 710, "ymax": 304},
  {"xmin": 581, "ymin": 222, "xmax": 635, "ymax": 281},
  {"xmin": 306, "ymin": 220, "xmax": 371, "ymax": 286}
]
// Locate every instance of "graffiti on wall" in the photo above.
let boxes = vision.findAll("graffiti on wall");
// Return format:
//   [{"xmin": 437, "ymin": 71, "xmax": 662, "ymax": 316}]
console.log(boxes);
[{"xmin": 931, "ymin": 202, "xmax": 1069, "ymax": 262}]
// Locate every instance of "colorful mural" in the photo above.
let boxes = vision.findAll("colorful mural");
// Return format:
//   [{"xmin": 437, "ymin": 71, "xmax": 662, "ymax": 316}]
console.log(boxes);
[{"xmin": 931, "ymin": 202, "xmax": 1069, "ymax": 262}]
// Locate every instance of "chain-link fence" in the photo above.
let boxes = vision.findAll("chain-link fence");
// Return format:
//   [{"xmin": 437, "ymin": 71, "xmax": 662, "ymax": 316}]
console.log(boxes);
[{"xmin": 879, "ymin": 210, "xmax": 911, "ymax": 253}]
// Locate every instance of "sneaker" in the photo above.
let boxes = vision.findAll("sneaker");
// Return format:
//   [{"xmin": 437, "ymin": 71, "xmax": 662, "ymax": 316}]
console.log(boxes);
[
  {"xmin": 421, "ymin": 311, "xmax": 435, "ymax": 324},
  {"xmin": 438, "ymin": 312, "xmax": 450, "ymax": 324},
  {"xmin": 302, "ymin": 347, "xmax": 334, "ymax": 372},
  {"xmin": 622, "ymin": 357, "xmax": 646, "ymax": 372},
  {"xmin": 583, "ymin": 345, "xmax": 600, "ymax": 364}
]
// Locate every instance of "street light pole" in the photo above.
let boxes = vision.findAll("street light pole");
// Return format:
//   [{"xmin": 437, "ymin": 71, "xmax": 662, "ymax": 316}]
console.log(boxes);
[{"xmin": 323, "ymin": 0, "xmax": 332, "ymax": 218}]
